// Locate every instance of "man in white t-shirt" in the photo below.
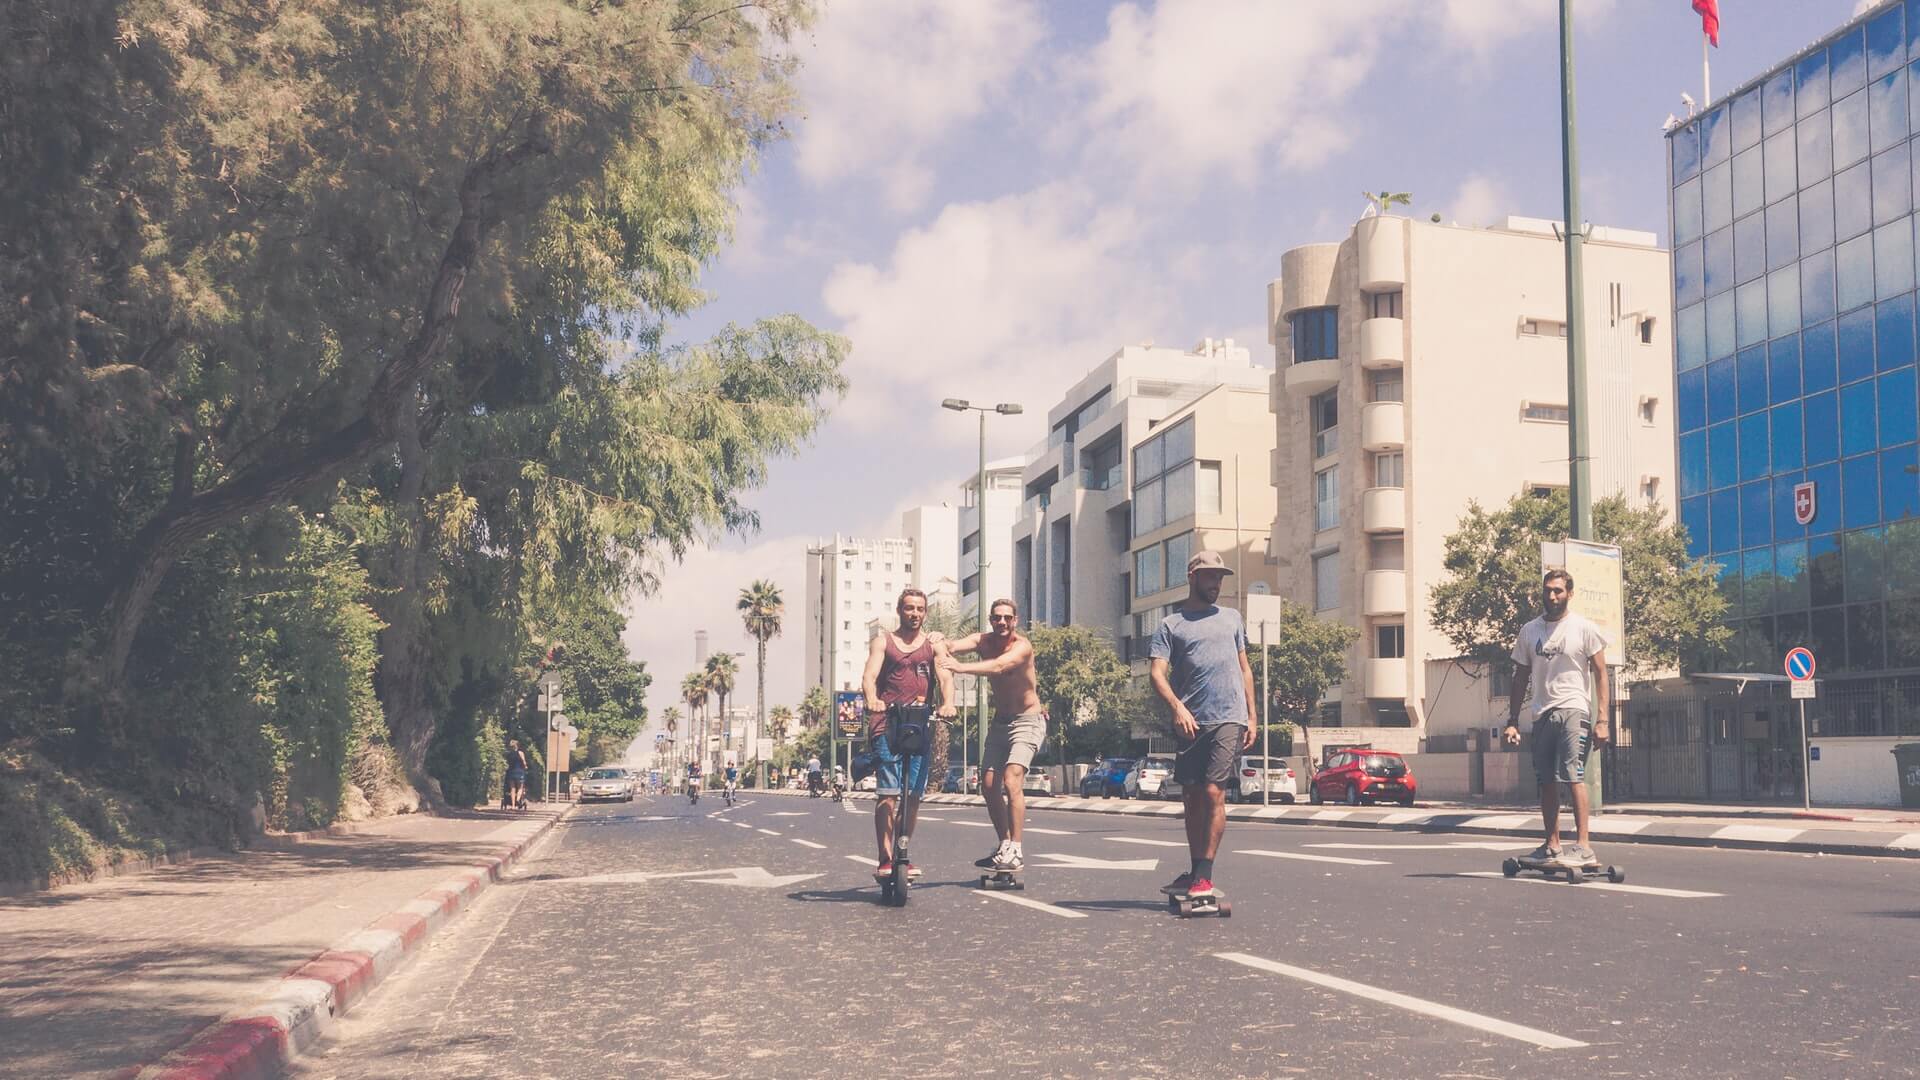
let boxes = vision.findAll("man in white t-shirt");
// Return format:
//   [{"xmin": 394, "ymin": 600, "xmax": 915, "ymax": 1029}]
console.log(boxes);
[{"xmin": 1505, "ymin": 569, "xmax": 1611, "ymax": 866}]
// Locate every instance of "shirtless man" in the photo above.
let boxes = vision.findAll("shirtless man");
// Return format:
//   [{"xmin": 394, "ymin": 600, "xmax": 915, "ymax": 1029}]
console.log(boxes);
[
  {"xmin": 862, "ymin": 588, "xmax": 957, "ymax": 879},
  {"xmin": 937, "ymin": 599, "xmax": 1044, "ymax": 872}
]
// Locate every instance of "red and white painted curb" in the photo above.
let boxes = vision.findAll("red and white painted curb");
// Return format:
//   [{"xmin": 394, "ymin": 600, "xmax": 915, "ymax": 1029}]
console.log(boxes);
[{"xmin": 139, "ymin": 809, "xmax": 570, "ymax": 1080}]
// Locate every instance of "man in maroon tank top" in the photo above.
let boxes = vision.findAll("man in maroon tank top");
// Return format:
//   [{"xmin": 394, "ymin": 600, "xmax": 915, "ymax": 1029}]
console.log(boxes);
[{"xmin": 860, "ymin": 588, "xmax": 956, "ymax": 878}]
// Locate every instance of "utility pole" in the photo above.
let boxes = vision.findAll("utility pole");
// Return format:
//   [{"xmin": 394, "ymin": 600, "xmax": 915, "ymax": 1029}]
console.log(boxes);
[{"xmin": 1560, "ymin": 0, "xmax": 1593, "ymax": 541}]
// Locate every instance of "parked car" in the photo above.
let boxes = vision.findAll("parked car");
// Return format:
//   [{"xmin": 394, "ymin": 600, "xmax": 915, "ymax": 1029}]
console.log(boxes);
[
  {"xmin": 576, "ymin": 767, "xmax": 635, "ymax": 803},
  {"xmin": 942, "ymin": 765, "xmax": 980, "ymax": 794},
  {"xmin": 1079, "ymin": 757, "xmax": 1137, "ymax": 798},
  {"xmin": 1310, "ymin": 749, "xmax": 1417, "ymax": 806},
  {"xmin": 1135, "ymin": 756, "xmax": 1175, "ymax": 799},
  {"xmin": 1022, "ymin": 767, "xmax": 1054, "ymax": 796},
  {"xmin": 1226, "ymin": 755, "xmax": 1297, "ymax": 803}
]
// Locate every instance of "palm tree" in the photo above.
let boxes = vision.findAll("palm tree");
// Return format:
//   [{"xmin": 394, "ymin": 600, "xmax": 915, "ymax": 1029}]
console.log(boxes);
[
  {"xmin": 661, "ymin": 706, "xmax": 681, "ymax": 771},
  {"xmin": 769, "ymin": 705, "xmax": 794, "ymax": 747},
  {"xmin": 705, "ymin": 652, "xmax": 739, "ymax": 766},
  {"xmin": 680, "ymin": 672, "xmax": 708, "ymax": 770},
  {"xmin": 738, "ymin": 580, "xmax": 784, "ymax": 780},
  {"xmin": 1363, "ymin": 190, "xmax": 1412, "ymax": 217},
  {"xmin": 799, "ymin": 685, "xmax": 831, "ymax": 730}
]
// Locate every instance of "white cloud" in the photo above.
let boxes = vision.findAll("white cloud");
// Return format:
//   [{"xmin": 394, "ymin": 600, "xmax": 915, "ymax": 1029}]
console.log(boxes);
[
  {"xmin": 1075, "ymin": 0, "xmax": 1383, "ymax": 186},
  {"xmin": 792, "ymin": 0, "xmax": 1043, "ymax": 212},
  {"xmin": 1436, "ymin": 0, "xmax": 1618, "ymax": 55},
  {"xmin": 819, "ymin": 182, "xmax": 1176, "ymax": 424},
  {"xmin": 1443, "ymin": 173, "xmax": 1516, "ymax": 228}
]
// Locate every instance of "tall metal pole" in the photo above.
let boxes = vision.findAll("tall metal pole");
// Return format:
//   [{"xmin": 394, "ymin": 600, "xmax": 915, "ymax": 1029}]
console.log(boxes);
[
  {"xmin": 1560, "ymin": 0, "xmax": 1594, "ymax": 541},
  {"xmin": 977, "ymin": 411, "xmax": 990, "ymax": 766},
  {"xmin": 1260, "ymin": 618, "xmax": 1271, "ymax": 807}
]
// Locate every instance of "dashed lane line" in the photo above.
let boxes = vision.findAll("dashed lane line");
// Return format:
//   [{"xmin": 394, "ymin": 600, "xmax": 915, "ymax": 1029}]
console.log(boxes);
[
  {"xmin": 733, "ymin": 822, "xmax": 752, "ymax": 829},
  {"xmin": 1236, "ymin": 849, "xmax": 1389, "ymax": 867},
  {"xmin": 1106, "ymin": 837, "xmax": 1185, "ymax": 848},
  {"xmin": 845, "ymin": 854, "xmax": 875, "ymax": 866},
  {"xmin": 981, "ymin": 890, "xmax": 1087, "ymax": 919},
  {"xmin": 1215, "ymin": 952, "xmax": 1587, "ymax": 1050},
  {"xmin": 1022, "ymin": 827, "xmax": 1075, "ymax": 835},
  {"xmin": 791, "ymin": 839, "xmax": 827, "ymax": 849},
  {"xmin": 1458, "ymin": 871, "xmax": 1722, "ymax": 898},
  {"xmin": 757, "ymin": 828, "xmax": 782, "ymax": 836}
]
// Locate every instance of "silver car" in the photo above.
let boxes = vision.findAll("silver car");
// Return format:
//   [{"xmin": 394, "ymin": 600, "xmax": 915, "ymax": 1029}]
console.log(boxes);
[{"xmin": 577, "ymin": 767, "xmax": 635, "ymax": 803}]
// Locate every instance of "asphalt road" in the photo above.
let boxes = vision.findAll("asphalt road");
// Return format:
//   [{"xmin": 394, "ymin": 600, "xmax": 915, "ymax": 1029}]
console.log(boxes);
[{"xmin": 294, "ymin": 791, "xmax": 1920, "ymax": 1078}]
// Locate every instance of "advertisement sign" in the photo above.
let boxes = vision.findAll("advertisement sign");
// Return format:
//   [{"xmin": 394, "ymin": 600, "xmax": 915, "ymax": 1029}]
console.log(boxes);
[
  {"xmin": 1542, "ymin": 538, "xmax": 1626, "ymax": 666},
  {"xmin": 835, "ymin": 690, "xmax": 865, "ymax": 738}
]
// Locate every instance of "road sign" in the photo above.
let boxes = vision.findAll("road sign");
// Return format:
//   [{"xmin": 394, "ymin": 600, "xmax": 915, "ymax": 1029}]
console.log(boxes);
[
  {"xmin": 1809, "ymin": 746, "xmax": 1821, "ymax": 761},
  {"xmin": 1784, "ymin": 647, "xmax": 1816, "ymax": 681},
  {"xmin": 1790, "ymin": 679, "xmax": 1816, "ymax": 700}
]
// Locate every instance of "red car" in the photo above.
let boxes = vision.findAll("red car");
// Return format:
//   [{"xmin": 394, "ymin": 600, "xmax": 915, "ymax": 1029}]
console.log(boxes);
[{"xmin": 1310, "ymin": 749, "xmax": 1417, "ymax": 807}]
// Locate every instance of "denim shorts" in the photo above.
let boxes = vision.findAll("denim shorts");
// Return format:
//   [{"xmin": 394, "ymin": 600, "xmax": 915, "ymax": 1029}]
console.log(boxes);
[
  {"xmin": 872, "ymin": 732, "xmax": 929, "ymax": 797},
  {"xmin": 1532, "ymin": 707, "xmax": 1591, "ymax": 784}
]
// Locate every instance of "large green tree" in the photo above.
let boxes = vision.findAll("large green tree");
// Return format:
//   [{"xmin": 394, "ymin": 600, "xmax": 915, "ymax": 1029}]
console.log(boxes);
[
  {"xmin": 1429, "ymin": 492, "xmax": 1731, "ymax": 689},
  {"xmin": 1026, "ymin": 624, "xmax": 1131, "ymax": 772}
]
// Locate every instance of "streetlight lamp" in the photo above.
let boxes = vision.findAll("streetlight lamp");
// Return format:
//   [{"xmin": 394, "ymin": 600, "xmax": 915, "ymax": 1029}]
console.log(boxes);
[
  {"xmin": 942, "ymin": 398, "xmax": 1023, "ymax": 768},
  {"xmin": 807, "ymin": 542, "xmax": 861, "ymax": 784}
]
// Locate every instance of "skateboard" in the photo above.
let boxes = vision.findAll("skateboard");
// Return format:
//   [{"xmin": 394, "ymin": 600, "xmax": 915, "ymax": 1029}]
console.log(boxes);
[
  {"xmin": 1167, "ymin": 887, "xmax": 1231, "ymax": 918},
  {"xmin": 1502, "ymin": 852, "xmax": 1625, "ymax": 885},
  {"xmin": 978, "ymin": 866, "xmax": 1025, "ymax": 891}
]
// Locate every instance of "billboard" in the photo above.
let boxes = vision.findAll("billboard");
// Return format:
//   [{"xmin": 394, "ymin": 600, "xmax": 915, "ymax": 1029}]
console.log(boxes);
[{"xmin": 835, "ymin": 691, "xmax": 865, "ymax": 738}]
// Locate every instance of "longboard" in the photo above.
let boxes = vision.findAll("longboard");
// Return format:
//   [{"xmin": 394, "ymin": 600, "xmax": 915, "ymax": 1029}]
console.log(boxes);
[
  {"xmin": 978, "ymin": 867, "xmax": 1025, "ymax": 891},
  {"xmin": 1167, "ymin": 889, "xmax": 1231, "ymax": 918},
  {"xmin": 1502, "ymin": 853, "xmax": 1625, "ymax": 884}
]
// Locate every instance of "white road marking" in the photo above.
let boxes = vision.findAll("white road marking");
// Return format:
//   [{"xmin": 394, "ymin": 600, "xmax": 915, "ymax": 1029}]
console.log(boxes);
[
  {"xmin": 1022, "ymin": 827, "xmax": 1075, "ymax": 835},
  {"xmin": 1711, "ymin": 823, "xmax": 1803, "ymax": 843},
  {"xmin": 791, "ymin": 839, "xmax": 826, "ymax": 849},
  {"xmin": 1459, "ymin": 871, "xmax": 1722, "ymax": 898},
  {"xmin": 982, "ymin": 890, "xmax": 1087, "ymax": 919},
  {"xmin": 946, "ymin": 820, "xmax": 996, "ymax": 828},
  {"xmin": 915, "ymin": 816, "xmax": 948, "ymax": 822},
  {"xmin": 767, "ymin": 812, "xmax": 808, "ymax": 817},
  {"xmin": 1215, "ymin": 952, "xmax": 1587, "ymax": 1050},
  {"xmin": 1105, "ymin": 836, "xmax": 1185, "ymax": 848},
  {"xmin": 1236, "ymin": 849, "xmax": 1389, "ymax": 866},
  {"xmin": 1465, "ymin": 814, "xmax": 1535, "ymax": 829},
  {"xmin": 1890, "ymin": 832, "xmax": 1920, "ymax": 850},
  {"xmin": 757, "ymin": 828, "xmax": 782, "ymax": 836},
  {"xmin": 845, "ymin": 854, "xmax": 876, "ymax": 866},
  {"xmin": 1308, "ymin": 841, "xmax": 1538, "ymax": 852},
  {"xmin": 1029, "ymin": 852, "xmax": 1159, "ymax": 871},
  {"xmin": 732, "ymin": 822, "xmax": 752, "ymax": 829}
]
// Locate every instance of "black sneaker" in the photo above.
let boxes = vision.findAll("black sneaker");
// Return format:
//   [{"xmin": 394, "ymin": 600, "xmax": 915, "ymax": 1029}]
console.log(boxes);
[
  {"xmin": 1159, "ymin": 872, "xmax": 1194, "ymax": 896},
  {"xmin": 975, "ymin": 844, "xmax": 1005, "ymax": 869}
]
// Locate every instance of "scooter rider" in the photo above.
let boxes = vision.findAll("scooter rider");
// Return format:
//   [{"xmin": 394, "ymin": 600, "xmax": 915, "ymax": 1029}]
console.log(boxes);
[
  {"xmin": 861, "ymin": 588, "xmax": 956, "ymax": 880},
  {"xmin": 723, "ymin": 760, "xmax": 740, "ymax": 802},
  {"xmin": 806, "ymin": 754, "xmax": 824, "ymax": 795},
  {"xmin": 686, "ymin": 760, "xmax": 703, "ymax": 803}
]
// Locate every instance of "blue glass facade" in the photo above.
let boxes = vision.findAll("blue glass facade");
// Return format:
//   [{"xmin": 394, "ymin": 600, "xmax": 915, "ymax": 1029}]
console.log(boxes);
[{"xmin": 1671, "ymin": 1, "xmax": 1920, "ymax": 674}]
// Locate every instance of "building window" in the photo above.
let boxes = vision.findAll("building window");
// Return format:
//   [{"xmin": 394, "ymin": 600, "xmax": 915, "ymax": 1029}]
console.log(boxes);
[
  {"xmin": 1134, "ymin": 545, "xmax": 1164, "ymax": 597},
  {"xmin": 1522, "ymin": 402, "xmax": 1571, "ymax": 422},
  {"xmin": 1132, "ymin": 417, "xmax": 1197, "ymax": 537},
  {"xmin": 1311, "ymin": 390, "xmax": 1338, "ymax": 458},
  {"xmin": 1165, "ymin": 531, "xmax": 1193, "ymax": 587},
  {"xmin": 1313, "ymin": 551, "xmax": 1340, "ymax": 611},
  {"xmin": 1528, "ymin": 483, "xmax": 1565, "ymax": 499},
  {"xmin": 962, "ymin": 572, "xmax": 980, "ymax": 595},
  {"xmin": 1372, "ymin": 451, "xmax": 1404, "ymax": 488},
  {"xmin": 1640, "ymin": 316, "xmax": 1657, "ymax": 344},
  {"xmin": 843, "ymin": 620, "xmax": 850, "ymax": 631},
  {"xmin": 1290, "ymin": 306, "xmax": 1339, "ymax": 362},
  {"xmin": 1370, "ymin": 369, "xmax": 1403, "ymax": 402},
  {"xmin": 1197, "ymin": 461, "xmax": 1222, "ymax": 514},
  {"xmin": 1641, "ymin": 476, "xmax": 1661, "ymax": 501},
  {"xmin": 1521, "ymin": 318, "xmax": 1568, "ymax": 337},
  {"xmin": 1375, "ymin": 624, "xmax": 1405, "ymax": 659},
  {"xmin": 1314, "ymin": 466, "xmax": 1339, "ymax": 531},
  {"xmin": 961, "ymin": 532, "xmax": 980, "ymax": 555},
  {"xmin": 1081, "ymin": 437, "xmax": 1123, "ymax": 490},
  {"xmin": 1489, "ymin": 662, "xmax": 1513, "ymax": 699},
  {"xmin": 904, "ymin": 562, "xmax": 912, "ymax": 573},
  {"xmin": 1639, "ymin": 396, "xmax": 1659, "ymax": 424},
  {"xmin": 1368, "ymin": 291, "xmax": 1403, "ymax": 319}
]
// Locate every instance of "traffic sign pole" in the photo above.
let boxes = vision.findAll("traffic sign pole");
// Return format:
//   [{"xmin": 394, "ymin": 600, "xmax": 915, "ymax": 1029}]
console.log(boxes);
[{"xmin": 1784, "ymin": 649, "xmax": 1816, "ymax": 810}]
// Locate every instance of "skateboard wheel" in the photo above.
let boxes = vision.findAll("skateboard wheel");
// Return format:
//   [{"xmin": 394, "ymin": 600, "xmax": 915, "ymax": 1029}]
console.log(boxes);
[
  {"xmin": 1501, "ymin": 858, "xmax": 1519, "ymax": 878},
  {"xmin": 1218, "ymin": 900, "xmax": 1232, "ymax": 917},
  {"xmin": 1607, "ymin": 867, "xmax": 1625, "ymax": 884}
]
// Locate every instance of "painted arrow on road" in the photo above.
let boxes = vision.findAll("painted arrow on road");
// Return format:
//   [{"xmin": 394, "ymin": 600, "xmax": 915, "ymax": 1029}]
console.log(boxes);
[{"xmin": 1028, "ymin": 852, "xmax": 1158, "ymax": 871}]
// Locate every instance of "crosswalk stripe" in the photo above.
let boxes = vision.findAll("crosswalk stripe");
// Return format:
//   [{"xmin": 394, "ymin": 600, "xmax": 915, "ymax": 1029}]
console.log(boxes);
[
  {"xmin": 1236, "ymin": 849, "xmax": 1388, "ymax": 866},
  {"xmin": 982, "ymin": 891, "xmax": 1087, "ymax": 919}
]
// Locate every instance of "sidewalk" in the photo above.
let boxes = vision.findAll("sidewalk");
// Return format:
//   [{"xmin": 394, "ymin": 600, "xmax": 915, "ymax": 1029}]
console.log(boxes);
[
  {"xmin": 766, "ymin": 789, "xmax": 1920, "ymax": 858},
  {"xmin": 0, "ymin": 805, "xmax": 568, "ymax": 1080}
]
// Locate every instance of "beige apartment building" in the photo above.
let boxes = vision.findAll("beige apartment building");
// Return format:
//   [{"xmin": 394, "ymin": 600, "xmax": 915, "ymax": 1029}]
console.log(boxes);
[
  {"xmin": 1012, "ymin": 339, "xmax": 1268, "ymax": 656},
  {"xmin": 1269, "ymin": 214, "xmax": 1678, "ymax": 752},
  {"xmin": 1124, "ymin": 383, "xmax": 1280, "ymax": 665}
]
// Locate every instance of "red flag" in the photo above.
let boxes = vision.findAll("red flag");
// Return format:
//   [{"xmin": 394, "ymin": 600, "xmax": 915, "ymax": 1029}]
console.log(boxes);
[{"xmin": 1693, "ymin": 0, "xmax": 1720, "ymax": 47}]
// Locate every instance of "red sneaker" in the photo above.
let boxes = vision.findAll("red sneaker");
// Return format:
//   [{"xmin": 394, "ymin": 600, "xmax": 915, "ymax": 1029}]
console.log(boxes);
[
  {"xmin": 1186, "ymin": 878, "xmax": 1218, "ymax": 898},
  {"xmin": 873, "ymin": 860, "xmax": 892, "ymax": 878},
  {"xmin": 903, "ymin": 861, "xmax": 922, "ymax": 879}
]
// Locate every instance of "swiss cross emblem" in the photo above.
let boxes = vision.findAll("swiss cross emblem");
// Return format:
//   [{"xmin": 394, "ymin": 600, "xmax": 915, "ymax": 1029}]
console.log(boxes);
[{"xmin": 1794, "ymin": 481, "xmax": 1817, "ymax": 526}]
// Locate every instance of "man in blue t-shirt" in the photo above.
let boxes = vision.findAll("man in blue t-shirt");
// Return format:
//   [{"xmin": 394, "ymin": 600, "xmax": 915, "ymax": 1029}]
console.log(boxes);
[{"xmin": 1148, "ymin": 550, "xmax": 1256, "ymax": 902}]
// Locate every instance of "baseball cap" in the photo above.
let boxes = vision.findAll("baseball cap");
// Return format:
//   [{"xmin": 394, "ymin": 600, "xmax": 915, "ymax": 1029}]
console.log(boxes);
[{"xmin": 1187, "ymin": 550, "xmax": 1234, "ymax": 575}]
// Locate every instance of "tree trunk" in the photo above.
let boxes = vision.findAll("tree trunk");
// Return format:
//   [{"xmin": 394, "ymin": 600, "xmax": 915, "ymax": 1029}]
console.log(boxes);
[
  {"xmin": 755, "ymin": 639, "xmax": 767, "ymax": 784},
  {"xmin": 371, "ymin": 393, "xmax": 444, "ymax": 804},
  {"xmin": 97, "ymin": 134, "xmax": 545, "ymax": 696}
]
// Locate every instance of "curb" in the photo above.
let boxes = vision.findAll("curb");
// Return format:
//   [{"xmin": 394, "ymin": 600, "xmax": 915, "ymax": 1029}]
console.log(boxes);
[
  {"xmin": 763, "ymin": 788, "xmax": 1920, "ymax": 859},
  {"xmin": 139, "ymin": 807, "xmax": 573, "ymax": 1080}
]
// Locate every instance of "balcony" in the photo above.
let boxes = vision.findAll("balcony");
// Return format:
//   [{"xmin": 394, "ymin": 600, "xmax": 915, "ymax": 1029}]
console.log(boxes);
[
  {"xmin": 1365, "ymin": 657, "xmax": 1409, "ymax": 700},
  {"xmin": 1356, "ymin": 216, "xmax": 1407, "ymax": 291},
  {"xmin": 1362, "ymin": 487, "xmax": 1405, "ymax": 533},
  {"xmin": 1359, "ymin": 316, "xmax": 1404, "ymax": 369},
  {"xmin": 1283, "ymin": 357, "xmax": 1340, "ymax": 396},
  {"xmin": 1362, "ymin": 569, "xmax": 1406, "ymax": 616},
  {"xmin": 1360, "ymin": 401, "xmax": 1405, "ymax": 451}
]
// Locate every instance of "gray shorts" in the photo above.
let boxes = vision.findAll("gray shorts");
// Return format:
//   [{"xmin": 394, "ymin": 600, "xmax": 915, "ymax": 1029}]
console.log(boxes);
[
  {"xmin": 1174, "ymin": 723, "xmax": 1245, "ymax": 786},
  {"xmin": 1532, "ymin": 707, "xmax": 1592, "ymax": 784},
  {"xmin": 984, "ymin": 711, "xmax": 1046, "ymax": 771}
]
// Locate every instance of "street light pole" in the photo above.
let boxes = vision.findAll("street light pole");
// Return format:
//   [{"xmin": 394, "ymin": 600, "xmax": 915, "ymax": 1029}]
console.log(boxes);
[
  {"xmin": 943, "ymin": 398, "xmax": 1024, "ymax": 768},
  {"xmin": 1560, "ymin": 0, "xmax": 1594, "ymax": 542}
]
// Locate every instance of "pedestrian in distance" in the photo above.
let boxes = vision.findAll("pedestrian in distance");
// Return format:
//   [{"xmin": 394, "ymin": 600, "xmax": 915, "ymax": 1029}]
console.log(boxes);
[
  {"xmin": 936, "ymin": 598, "xmax": 1044, "ymax": 873},
  {"xmin": 861, "ymin": 587, "xmax": 957, "ymax": 880},
  {"xmin": 1148, "ymin": 551, "xmax": 1257, "ymax": 906},
  {"xmin": 1505, "ymin": 568, "xmax": 1612, "ymax": 867},
  {"xmin": 505, "ymin": 739, "xmax": 530, "ymax": 810}
]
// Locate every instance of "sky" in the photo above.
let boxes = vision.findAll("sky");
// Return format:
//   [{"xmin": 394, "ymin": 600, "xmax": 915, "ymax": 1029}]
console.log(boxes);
[{"xmin": 620, "ymin": 0, "xmax": 1884, "ymax": 749}]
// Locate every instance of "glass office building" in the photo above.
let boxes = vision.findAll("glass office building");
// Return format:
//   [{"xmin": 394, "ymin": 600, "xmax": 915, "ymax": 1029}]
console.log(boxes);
[{"xmin": 1669, "ymin": 2, "xmax": 1920, "ymax": 687}]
